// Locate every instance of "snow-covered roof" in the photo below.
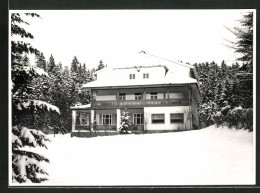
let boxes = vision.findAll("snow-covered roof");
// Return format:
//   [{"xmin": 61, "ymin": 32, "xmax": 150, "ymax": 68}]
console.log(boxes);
[
  {"xmin": 113, "ymin": 65, "xmax": 169, "ymax": 72},
  {"xmin": 70, "ymin": 104, "xmax": 91, "ymax": 110},
  {"xmin": 83, "ymin": 75, "xmax": 197, "ymax": 89},
  {"xmin": 83, "ymin": 51, "xmax": 199, "ymax": 89}
]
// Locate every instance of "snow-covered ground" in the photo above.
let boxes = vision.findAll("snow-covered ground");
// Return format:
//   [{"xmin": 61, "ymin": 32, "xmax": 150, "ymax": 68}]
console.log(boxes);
[{"xmin": 19, "ymin": 125, "xmax": 254, "ymax": 186}]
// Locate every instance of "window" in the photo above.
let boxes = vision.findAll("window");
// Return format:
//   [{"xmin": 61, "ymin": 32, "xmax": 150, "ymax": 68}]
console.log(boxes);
[
  {"xmin": 133, "ymin": 114, "xmax": 144, "ymax": 125},
  {"xmin": 102, "ymin": 114, "xmax": 112, "ymax": 125},
  {"xmin": 76, "ymin": 112, "xmax": 89, "ymax": 125},
  {"xmin": 152, "ymin": 114, "xmax": 165, "ymax": 124},
  {"xmin": 129, "ymin": 74, "xmax": 136, "ymax": 79},
  {"xmin": 119, "ymin": 93, "xmax": 126, "ymax": 100},
  {"xmin": 135, "ymin": 93, "xmax": 142, "ymax": 100},
  {"xmin": 81, "ymin": 113, "xmax": 89, "ymax": 125},
  {"xmin": 150, "ymin": 92, "xmax": 157, "ymax": 99},
  {"xmin": 143, "ymin": 73, "xmax": 149, "ymax": 79},
  {"xmin": 170, "ymin": 113, "xmax": 184, "ymax": 123}
]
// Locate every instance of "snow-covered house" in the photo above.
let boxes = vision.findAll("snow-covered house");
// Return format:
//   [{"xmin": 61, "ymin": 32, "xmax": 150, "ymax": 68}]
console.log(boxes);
[{"xmin": 71, "ymin": 51, "xmax": 202, "ymax": 137}]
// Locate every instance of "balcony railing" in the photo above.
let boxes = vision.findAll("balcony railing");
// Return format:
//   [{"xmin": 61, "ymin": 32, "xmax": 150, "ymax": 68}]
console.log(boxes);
[
  {"xmin": 75, "ymin": 125, "xmax": 144, "ymax": 132},
  {"xmin": 75, "ymin": 125, "xmax": 90, "ymax": 130},
  {"xmin": 95, "ymin": 125, "xmax": 117, "ymax": 130},
  {"xmin": 92, "ymin": 98, "xmax": 189, "ymax": 108}
]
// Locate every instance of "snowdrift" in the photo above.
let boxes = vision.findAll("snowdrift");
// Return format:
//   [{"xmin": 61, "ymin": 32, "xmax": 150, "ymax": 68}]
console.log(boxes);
[{"xmin": 15, "ymin": 125, "xmax": 254, "ymax": 186}]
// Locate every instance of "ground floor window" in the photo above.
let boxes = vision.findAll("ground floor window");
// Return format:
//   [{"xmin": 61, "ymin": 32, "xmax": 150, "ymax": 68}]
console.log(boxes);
[
  {"xmin": 170, "ymin": 113, "xmax": 184, "ymax": 123},
  {"xmin": 102, "ymin": 114, "xmax": 112, "ymax": 125},
  {"xmin": 133, "ymin": 113, "xmax": 144, "ymax": 125},
  {"xmin": 151, "ymin": 114, "xmax": 165, "ymax": 124},
  {"xmin": 76, "ymin": 112, "xmax": 90, "ymax": 125}
]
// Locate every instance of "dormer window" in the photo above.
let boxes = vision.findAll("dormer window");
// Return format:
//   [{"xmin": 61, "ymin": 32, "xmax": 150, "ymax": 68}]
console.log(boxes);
[
  {"xmin": 129, "ymin": 74, "xmax": 135, "ymax": 79},
  {"xmin": 143, "ymin": 73, "xmax": 149, "ymax": 79}
]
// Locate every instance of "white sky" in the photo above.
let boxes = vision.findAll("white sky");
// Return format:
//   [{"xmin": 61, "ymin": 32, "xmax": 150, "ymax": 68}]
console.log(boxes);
[{"xmin": 10, "ymin": 10, "xmax": 251, "ymax": 69}]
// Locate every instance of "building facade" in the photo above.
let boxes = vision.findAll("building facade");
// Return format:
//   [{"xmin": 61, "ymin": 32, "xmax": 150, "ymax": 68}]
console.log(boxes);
[{"xmin": 71, "ymin": 52, "xmax": 201, "ymax": 137}]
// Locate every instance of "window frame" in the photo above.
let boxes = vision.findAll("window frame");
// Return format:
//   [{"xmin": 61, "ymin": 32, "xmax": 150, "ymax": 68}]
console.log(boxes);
[
  {"xmin": 102, "ymin": 114, "xmax": 112, "ymax": 125},
  {"xmin": 150, "ymin": 92, "xmax": 158, "ymax": 99},
  {"xmin": 119, "ymin": 93, "xmax": 126, "ymax": 100},
  {"xmin": 129, "ymin": 74, "xmax": 136, "ymax": 79},
  {"xmin": 170, "ymin": 113, "xmax": 184, "ymax": 124},
  {"xmin": 76, "ymin": 112, "xmax": 90, "ymax": 126},
  {"xmin": 143, "ymin": 73, "xmax": 149, "ymax": 79},
  {"xmin": 134, "ymin": 93, "xmax": 142, "ymax": 100},
  {"xmin": 151, "ymin": 114, "xmax": 165, "ymax": 124},
  {"xmin": 133, "ymin": 113, "xmax": 144, "ymax": 125}
]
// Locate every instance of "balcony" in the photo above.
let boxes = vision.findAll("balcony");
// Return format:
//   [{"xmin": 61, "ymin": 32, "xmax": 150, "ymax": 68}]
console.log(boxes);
[{"xmin": 92, "ymin": 98, "xmax": 189, "ymax": 109}]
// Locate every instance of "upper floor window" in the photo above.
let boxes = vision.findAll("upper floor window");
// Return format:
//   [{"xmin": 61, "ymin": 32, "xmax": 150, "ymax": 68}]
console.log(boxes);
[
  {"xmin": 150, "ymin": 92, "xmax": 157, "ymax": 99},
  {"xmin": 119, "ymin": 93, "xmax": 126, "ymax": 100},
  {"xmin": 129, "ymin": 74, "xmax": 135, "ymax": 79},
  {"xmin": 143, "ymin": 73, "xmax": 149, "ymax": 79},
  {"xmin": 135, "ymin": 93, "xmax": 142, "ymax": 100}
]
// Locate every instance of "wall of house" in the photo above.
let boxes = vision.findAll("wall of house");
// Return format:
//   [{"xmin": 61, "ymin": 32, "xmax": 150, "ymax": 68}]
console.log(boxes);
[
  {"xmin": 114, "ymin": 66, "xmax": 166, "ymax": 81},
  {"xmin": 96, "ymin": 66, "xmax": 167, "ymax": 83},
  {"xmin": 143, "ymin": 106, "xmax": 192, "ymax": 131},
  {"xmin": 95, "ymin": 90, "xmax": 117, "ymax": 101},
  {"xmin": 96, "ymin": 95, "xmax": 116, "ymax": 101},
  {"xmin": 191, "ymin": 87, "xmax": 199, "ymax": 129}
]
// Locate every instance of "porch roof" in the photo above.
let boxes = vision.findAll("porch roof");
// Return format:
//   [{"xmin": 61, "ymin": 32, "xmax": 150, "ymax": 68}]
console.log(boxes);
[{"xmin": 70, "ymin": 104, "xmax": 91, "ymax": 110}]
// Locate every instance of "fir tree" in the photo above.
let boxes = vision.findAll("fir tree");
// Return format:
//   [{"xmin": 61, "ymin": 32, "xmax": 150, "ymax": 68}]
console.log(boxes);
[
  {"xmin": 47, "ymin": 54, "xmax": 56, "ymax": 74},
  {"xmin": 225, "ymin": 12, "xmax": 253, "ymax": 72},
  {"xmin": 97, "ymin": 60, "xmax": 105, "ymax": 71},
  {"xmin": 11, "ymin": 13, "xmax": 60, "ymax": 183},
  {"xmin": 119, "ymin": 111, "xmax": 131, "ymax": 134},
  {"xmin": 35, "ymin": 52, "xmax": 47, "ymax": 71},
  {"xmin": 11, "ymin": 13, "xmax": 40, "ymax": 62},
  {"xmin": 70, "ymin": 56, "xmax": 79, "ymax": 74},
  {"xmin": 22, "ymin": 54, "xmax": 30, "ymax": 66}
]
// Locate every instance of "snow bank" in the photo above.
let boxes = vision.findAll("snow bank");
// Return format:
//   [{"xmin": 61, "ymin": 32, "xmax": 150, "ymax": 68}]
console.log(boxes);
[{"xmin": 15, "ymin": 125, "xmax": 254, "ymax": 186}]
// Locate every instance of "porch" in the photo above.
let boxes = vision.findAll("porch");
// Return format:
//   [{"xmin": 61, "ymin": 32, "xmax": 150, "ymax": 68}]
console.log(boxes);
[{"xmin": 71, "ymin": 105, "xmax": 145, "ymax": 137}]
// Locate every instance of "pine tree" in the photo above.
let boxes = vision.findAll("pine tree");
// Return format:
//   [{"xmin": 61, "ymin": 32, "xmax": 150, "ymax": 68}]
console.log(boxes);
[
  {"xmin": 70, "ymin": 56, "xmax": 79, "ymax": 74},
  {"xmin": 22, "ymin": 54, "xmax": 30, "ymax": 66},
  {"xmin": 35, "ymin": 52, "xmax": 47, "ymax": 71},
  {"xmin": 119, "ymin": 111, "xmax": 131, "ymax": 134},
  {"xmin": 90, "ymin": 68, "xmax": 96, "ymax": 81},
  {"xmin": 47, "ymin": 54, "xmax": 56, "ymax": 74},
  {"xmin": 78, "ymin": 63, "xmax": 83, "ymax": 84},
  {"xmin": 63, "ymin": 66, "xmax": 70, "ymax": 78},
  {"xmin": 215, "ymin": 83, "xmax": 223, "ymax": 109},
  {"xmin": 11, "ymin": 13, "xmax": 40, "ymax": 62},
  {"xmin": 225, "ymin": 12, "xmax": 253, "ymax": 72},
  {"xmin": 11, "ymin": 13, "xmax": 60, "ymax": 183},
  {"xmin": 82, "ymin": 63, "xmax": 90, "ymax": 83},
  {"xmin": 97, "ymin": 60, "xmax": 105, "ymax": 71}
]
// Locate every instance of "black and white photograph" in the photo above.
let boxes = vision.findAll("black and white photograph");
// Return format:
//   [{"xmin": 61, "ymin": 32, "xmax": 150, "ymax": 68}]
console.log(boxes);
[{"xmin": 9, "ymin": 9, "xmax": 255, "ymax": 186}]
